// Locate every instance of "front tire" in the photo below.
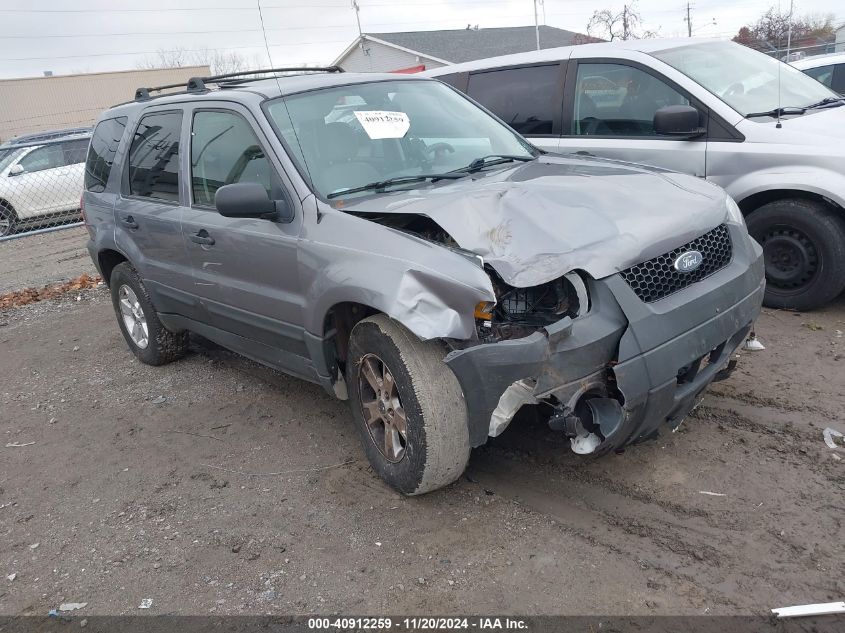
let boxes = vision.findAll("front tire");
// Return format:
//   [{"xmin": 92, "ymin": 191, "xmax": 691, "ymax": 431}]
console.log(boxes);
[
  {"xmin": 346, "ymin": 314, "xmax": 470, "ymax": 496},
  {"xmin": 746, "ymin": 199, "xmax": 845, "ymax": 310},
  {"xmin": 109, "ymin": 262, "xmax": 189, "ymax": 366}
]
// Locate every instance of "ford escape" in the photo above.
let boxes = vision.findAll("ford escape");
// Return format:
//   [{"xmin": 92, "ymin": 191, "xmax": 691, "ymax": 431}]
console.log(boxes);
[{"xmin": 83, "ymin": 68, "xmax": 765, "ymax": 495}]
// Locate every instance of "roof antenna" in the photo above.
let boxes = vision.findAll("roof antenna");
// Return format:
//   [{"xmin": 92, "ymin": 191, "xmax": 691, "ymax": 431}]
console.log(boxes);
[{"xmin": 256, "ymin": 0, "xmax": 283, "ymax": 94}]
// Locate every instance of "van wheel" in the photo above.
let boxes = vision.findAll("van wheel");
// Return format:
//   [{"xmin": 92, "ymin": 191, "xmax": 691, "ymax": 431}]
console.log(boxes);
[
  {"xmin": 0, "ymin": 203, "xmax": 17, "ymax": 237},
  {"xmin": 346, "ymin": 314, "xmax": 470, "ymax": 496},
  {"xmin": 109, "ymin": 262, "xmax": 189, "ymax": 366},
  {"xmin": 746, "ymin": 199, "xmax": 845, "ymax": 310}
]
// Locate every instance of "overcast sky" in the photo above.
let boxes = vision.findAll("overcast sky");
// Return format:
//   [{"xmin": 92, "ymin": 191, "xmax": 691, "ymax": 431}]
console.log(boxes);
[{"xmin": 0, "ymin": 0, "xmax": 840, "ymax": 79}]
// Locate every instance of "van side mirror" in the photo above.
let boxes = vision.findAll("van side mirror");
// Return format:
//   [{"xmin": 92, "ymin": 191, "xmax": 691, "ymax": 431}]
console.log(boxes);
[
  {"xmin": 653, "ymin": 105, "xmax": 706, "ymax": 138},
  {"xmin": 8, "ymin": 164, "xmax": 24, "ymax": 176},
  {"xmin": 214, "ymin": 182, "xmax": 294, "ymax": 223}
]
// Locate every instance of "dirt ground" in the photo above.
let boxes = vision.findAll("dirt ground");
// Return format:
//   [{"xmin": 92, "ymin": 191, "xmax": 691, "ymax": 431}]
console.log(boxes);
[
  {"xmin": 0, "ymin": 251, "xmax": 843, "ymax": 616},
  {"xmin": 0, "ymin": 227, "xmax": 91, "ymax": 294}
]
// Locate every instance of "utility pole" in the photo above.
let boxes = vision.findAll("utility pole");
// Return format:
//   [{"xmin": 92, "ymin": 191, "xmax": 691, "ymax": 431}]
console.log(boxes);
[
  {"xmin": 785, "ymin": 0, "xmax": 794, "ymax": 60},
  {"xmin": 684, "ymin": 2, "xmax": 693, "ymax": 37},
  {"xmin": 622, "ymin": 4, "xmax": 629, "ymax": 40},
  {"xmin": 533, "ymin": 0, "xmax": 541, "ymax": 51},
  {"xmin": 351, "ymin": 0, "xmax": 363, "ymax": 41}
]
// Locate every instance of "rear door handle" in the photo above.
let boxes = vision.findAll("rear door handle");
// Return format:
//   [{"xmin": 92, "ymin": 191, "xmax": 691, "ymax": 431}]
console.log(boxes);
[
  {"xmin": 189, "ymin": 229, "xmax": 215, "ymax": 246},
  {"xmin": 120, "ymin": 215, "xmax": 138, "ymax": 229}
]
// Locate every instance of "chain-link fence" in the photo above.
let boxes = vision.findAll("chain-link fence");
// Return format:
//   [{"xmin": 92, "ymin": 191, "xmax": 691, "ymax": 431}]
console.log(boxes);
[{"xmin": 0, "ymin": 130, "xmax": 91, "ymax": 241}]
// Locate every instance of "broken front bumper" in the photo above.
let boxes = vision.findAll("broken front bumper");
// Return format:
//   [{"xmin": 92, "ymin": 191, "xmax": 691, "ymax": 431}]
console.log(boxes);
[{"xmin": 445, "ymin": 225, "xmax": 765, "ymax": 453}]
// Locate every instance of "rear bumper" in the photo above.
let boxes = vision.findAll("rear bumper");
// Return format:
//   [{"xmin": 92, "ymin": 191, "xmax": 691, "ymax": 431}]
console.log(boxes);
[{"xmin": 445, "ymin": 224, "xmax": 765, "ymax": 451}]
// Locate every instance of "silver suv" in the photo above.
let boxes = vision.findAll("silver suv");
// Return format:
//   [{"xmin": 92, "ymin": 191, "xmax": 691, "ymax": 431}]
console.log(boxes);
[
  {"xmin": 426, "ymin": 39, "xmax": 845, "ymax": 310},
  {"xmin": 84, "ymin": 68, "xmax": 764, "ymax": 495}
]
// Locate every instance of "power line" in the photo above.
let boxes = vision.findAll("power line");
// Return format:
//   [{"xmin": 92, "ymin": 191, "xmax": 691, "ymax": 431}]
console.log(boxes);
[{"xmin": 1, "ymin": 41, "xmax": 356, "ymax": 63}]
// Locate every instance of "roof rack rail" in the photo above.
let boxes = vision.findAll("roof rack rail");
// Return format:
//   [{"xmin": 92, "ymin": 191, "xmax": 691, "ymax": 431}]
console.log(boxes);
[{"xmin": 134, "ymin": 66, "xmax": 343, "ymax": 101}]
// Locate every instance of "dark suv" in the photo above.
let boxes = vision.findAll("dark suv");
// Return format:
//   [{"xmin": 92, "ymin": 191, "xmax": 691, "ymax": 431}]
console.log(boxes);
[{"xmin": 83, "ymin": 68, "xmax": 765, "ymax": 495}]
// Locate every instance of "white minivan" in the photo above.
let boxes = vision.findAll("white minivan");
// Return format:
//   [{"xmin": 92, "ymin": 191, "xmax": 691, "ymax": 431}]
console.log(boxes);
[{"xmin": 426, "ymin": 39, "xmax": 845, "ymax": 310}]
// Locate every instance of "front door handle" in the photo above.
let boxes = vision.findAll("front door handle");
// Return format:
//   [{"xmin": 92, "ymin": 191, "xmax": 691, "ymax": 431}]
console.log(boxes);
[
  {"xmin": 189, "ymin": 229, "xmax": 215, "ymax": 246},
  {"xmin": 121, "ymin": 215, "xmax": 139, "ymax": 229}
]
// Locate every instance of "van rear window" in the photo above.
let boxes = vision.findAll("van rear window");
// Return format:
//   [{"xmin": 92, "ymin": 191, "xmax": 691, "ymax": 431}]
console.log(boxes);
[{"xmin": 85, "ymin": 117, "xmax": 127, "ymax": 193}]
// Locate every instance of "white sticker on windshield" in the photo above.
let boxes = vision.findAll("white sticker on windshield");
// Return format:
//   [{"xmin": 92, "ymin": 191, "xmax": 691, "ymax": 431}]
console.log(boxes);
[{"xmin": 354, "ymin": 111, "xmax": 410, "ymax": 139}]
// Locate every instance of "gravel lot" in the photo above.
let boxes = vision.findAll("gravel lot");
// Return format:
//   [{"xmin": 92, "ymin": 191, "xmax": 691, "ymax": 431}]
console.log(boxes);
[
  {"xmin": 0, "ymin": 236, "xmax": 843, "ymax": 617},
  {"xmin": 0, "ymin": 227, "xmax": 92, "ymax": 294}
]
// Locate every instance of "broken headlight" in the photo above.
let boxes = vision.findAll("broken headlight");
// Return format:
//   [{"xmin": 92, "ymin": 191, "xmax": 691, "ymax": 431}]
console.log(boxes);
[{"xmin": 476, "ymin": 271, "xmax": 589, "ymax": 343}]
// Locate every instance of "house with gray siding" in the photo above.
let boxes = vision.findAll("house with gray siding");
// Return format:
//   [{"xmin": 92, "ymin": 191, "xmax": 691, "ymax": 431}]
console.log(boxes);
[{"xmin": 334, "ymin": 25, "xmax": 588, "ymax": 73}]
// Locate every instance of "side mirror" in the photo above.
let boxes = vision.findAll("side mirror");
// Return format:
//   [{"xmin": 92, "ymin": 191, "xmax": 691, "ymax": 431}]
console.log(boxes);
[
  {"xmin": 653, "ymin": 105, "xmax": 706, "ymax": 138},
  {"xmin": 8, "ymin": 164, "xmax": 24, "ymax": 176},
  {"xmin": 214, "ymin": 182, "xmax": 294, "ymax": 223}
]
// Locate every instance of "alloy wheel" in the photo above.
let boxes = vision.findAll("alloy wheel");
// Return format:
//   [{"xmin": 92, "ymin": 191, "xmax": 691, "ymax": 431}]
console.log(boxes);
[
  {"xmin": 118, "ymin": 285, "xmax": 149, "ymax": 349},
  {"xmin": 358, "ymin": 353, "xmax": 408, "ymax": 463}
]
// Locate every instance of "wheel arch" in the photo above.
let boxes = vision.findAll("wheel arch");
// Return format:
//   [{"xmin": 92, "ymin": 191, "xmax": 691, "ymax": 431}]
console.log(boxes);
[
  {"xmin": 97, "ymin": 249, "xmax": 129, "ymax": 287},
  {"xmin": 738, "ymin": 188, "xmax": 844, "ymax": 217},
  {"xmin": 0, "ymin": 197, "xmax": 17, "ymax": 214}
]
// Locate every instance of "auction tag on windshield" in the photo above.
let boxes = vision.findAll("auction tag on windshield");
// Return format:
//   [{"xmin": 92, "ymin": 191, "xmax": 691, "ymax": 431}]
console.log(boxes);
[{"xmin": 354, "ymin": 111, "xmax": 410, "ymax": 139}]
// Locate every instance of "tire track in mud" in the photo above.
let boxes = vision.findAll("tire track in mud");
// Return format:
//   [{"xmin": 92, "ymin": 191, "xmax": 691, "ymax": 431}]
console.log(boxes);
[{"xmin": 463, "ymin": 390, "xmax": 845, "ymax": 610}]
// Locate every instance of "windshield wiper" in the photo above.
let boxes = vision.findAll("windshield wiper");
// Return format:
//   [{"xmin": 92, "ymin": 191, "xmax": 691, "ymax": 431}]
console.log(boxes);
[
  {"xmin": 451, "ymin": 154, "xmax": 535, "ymax": 174},
  {"xmin": 804, "ymin": 96, "xmax": 845, "ymax": 110},
  {"xmin": 326, "ymin": 173, "xmax": 465, "ymax": 199},
  {"xmin": 745, "ymin": 106, "xmax": 807, "ymax": 119}
]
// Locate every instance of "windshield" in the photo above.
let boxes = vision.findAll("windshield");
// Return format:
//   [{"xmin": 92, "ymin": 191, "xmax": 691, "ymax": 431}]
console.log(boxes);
[
  {"xmin": 265, "ymin": 79, "xmax": 535, "ymax": 198},
  {"xmin": 654, "ymin": 41, "xmax": 837, "ymax": 117},
  {"xmin": 0, "ymin": 147, "xmax": 24, "ymax": 173}
]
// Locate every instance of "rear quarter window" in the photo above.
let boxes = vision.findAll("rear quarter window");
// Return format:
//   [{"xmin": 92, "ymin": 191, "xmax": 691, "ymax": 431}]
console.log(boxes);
[{"xmin": 85, "ymin": 117, "xmax": 127, "ymax": 193}]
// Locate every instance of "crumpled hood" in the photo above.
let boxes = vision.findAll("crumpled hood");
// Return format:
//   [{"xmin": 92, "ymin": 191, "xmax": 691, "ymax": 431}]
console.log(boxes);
[{"xmin": 341, "ymin": 154, "xmax": 729, "ymax": 287}]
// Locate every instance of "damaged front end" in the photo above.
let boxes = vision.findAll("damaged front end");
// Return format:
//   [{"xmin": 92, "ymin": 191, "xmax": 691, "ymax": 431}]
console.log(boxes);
[{"xmin": 444, "ymin": 223, "xmax": 766, "ymax": 456}]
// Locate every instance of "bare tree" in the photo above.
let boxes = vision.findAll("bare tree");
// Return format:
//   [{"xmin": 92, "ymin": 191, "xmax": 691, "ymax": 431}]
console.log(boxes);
[
  {"xmin": 587, "ymin": 3, "xmax": 658, "ymax": 41},
  {"xmin": 137, "ymin": 47, "xmax": 254, "ymax": 75}
]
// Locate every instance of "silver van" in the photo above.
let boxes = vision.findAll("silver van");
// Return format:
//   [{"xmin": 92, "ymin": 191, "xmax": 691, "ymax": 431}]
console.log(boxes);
[{"xmin": 426, "ymin": 39, "xmax": 845, "ymax": 310}]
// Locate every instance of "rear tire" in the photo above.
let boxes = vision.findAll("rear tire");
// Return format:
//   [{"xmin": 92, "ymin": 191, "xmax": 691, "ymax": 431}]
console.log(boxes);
[
  {"xmin": 0, "ymin": 203, "xmax": 17, "ymax": 237},
  {"xmin": 109, "ymin": 262, "xmax": 189, "ymax": 366},
  {"xmin": 346, "ymin": 314, "xmax": 470, "ymax": 496},
  {"xmin": 746, "ymin": 199, "xmax": 845, "ymax": 310}
]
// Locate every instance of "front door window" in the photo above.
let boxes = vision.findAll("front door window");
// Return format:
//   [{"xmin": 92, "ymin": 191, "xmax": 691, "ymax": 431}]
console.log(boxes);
[{"xmin": 572, "ymin": 63, "xmax": 690, "ymax": 136}]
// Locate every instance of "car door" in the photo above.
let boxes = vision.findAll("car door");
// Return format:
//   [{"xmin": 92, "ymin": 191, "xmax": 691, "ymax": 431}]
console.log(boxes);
[
  {"xmin": 180, "ymin": 104, "xmax": 308, "ymax": 376},
  {"xmin": 463, "ymin": 63, "xmax": 566, "ymax": 153},
  {"xmin": 559, "ymin": 59, "xmax": 707, "ymax": 177},
  {"xmin": 115, "ymin": 108, "xmax": 199, "ymax": 319},
  {"xmin": 11, "ymin": 143, "xmax": 68, "ymax": 218}
]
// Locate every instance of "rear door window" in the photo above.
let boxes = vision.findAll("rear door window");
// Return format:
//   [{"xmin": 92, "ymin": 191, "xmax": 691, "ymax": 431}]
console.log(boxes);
[
  {"xmin": 18, "ymin": 144, "xmax": 65, "ymax": 173},
  {"xmin": 85, "ymin": 117, "xmax": 127, "ymax": 193},
  {"xmin": 466, "ymin": 65, "xmax": 560, "ymax": 135},
  {"xmin": 126, "ymin": 111, "xmax": 182, "ymax": 202},
  {"xmin": 190, "ymin": 110, "xmax": 280, "ymax": 206}
]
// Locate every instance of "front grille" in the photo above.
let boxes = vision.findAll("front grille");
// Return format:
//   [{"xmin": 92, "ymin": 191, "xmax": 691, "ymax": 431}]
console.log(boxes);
[{"xmin": 621, "ymin": 224, "xmax": 733, "ymax": 303}]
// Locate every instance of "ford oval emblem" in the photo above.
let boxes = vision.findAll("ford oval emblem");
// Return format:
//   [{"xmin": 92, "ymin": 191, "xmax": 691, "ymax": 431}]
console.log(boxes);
[{"xmin": 674, "ymin": 250, "xmax": 704, "ymax": 273}]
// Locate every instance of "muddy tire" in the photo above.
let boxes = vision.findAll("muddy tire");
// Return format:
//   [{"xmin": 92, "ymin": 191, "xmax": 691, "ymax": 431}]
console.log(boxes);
[
  {"xmin": 0, "ymin": 203, "xmax": 17, "ymax": 237},
  {"xmin": 346, "ymin": 314, "xmax": 470, "ymax": 496},
  {"xmin": 746, "ymin": 199, "xmax": 845, "ymax": 310},
  {"xmin": 109, "ymin": 262, "xmax": 189, "ymax": 366}
]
